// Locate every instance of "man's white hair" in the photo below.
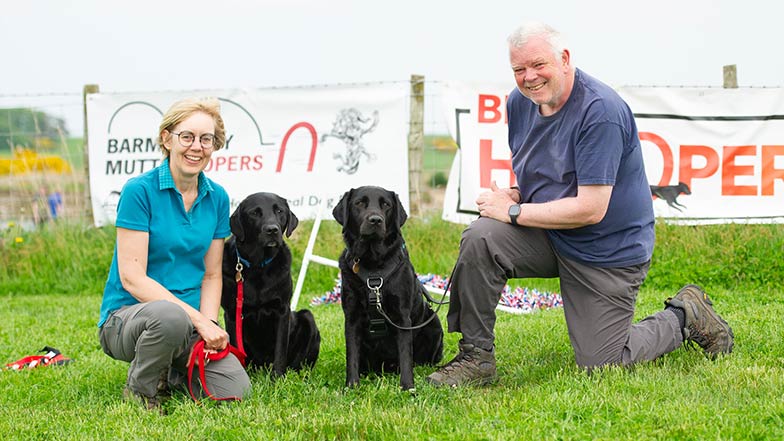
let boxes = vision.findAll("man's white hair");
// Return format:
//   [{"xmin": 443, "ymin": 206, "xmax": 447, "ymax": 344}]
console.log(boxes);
[{"xmin": 507, "ymin": 21, "xmax": 566, "ymax": 59}]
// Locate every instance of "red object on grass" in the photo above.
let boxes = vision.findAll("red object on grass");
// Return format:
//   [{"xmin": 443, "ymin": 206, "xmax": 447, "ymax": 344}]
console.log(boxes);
[{"xmin": 5, "ymin": 346, "xmax": 73, "ymax": 370}]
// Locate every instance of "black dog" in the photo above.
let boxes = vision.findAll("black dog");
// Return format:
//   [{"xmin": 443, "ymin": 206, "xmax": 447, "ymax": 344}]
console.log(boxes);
[
  {"xmin": 221, "ymin": 192, "xmax": 320, "ymax": 376},
  {"xmin": 333, "ymin": 186, "xmax": 443, "ymax": 390},
  {"xmin": 650, "ymin": 182, "xmax": 691, "ymax": 211}
]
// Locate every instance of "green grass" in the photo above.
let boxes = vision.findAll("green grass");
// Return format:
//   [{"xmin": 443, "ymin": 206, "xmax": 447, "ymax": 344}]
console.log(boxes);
[{"xmin": 1, "ymin": 219, "xmax": 783, "ymax": 440}]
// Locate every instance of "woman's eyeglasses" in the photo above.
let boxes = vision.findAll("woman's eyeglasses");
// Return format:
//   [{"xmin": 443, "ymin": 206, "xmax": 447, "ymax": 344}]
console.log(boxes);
[{"xmin": 170, "ymin": 131, "xmax": 215, "ymax": 149}]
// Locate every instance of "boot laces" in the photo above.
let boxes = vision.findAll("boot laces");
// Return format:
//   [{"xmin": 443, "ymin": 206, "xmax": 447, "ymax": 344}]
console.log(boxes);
[
  {"xmin": 441, "ymin": 349, "xmax": 477, "ymax": 373},
  {"xmin": 686, "ymin": 323, "xmax": 716, "ymax": 351}
]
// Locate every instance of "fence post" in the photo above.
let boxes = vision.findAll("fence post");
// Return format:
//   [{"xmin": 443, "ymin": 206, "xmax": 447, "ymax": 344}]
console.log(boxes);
[
  {"xmin": 82, "ymin": 84, "xmax": 99, "ymax": 223},
  {"xmin": 408, "ymin": 74, "xmax": 425, "ymax": 216},
  {"xmin": 723, "ymin": 65, "xmax": 738, "ymax": 88}
]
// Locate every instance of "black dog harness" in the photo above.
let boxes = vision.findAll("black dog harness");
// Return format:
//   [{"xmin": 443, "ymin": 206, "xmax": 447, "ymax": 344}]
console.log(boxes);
[{"xmin": 352, "ymin": 246, "xmax": 441, "ymax": 338}]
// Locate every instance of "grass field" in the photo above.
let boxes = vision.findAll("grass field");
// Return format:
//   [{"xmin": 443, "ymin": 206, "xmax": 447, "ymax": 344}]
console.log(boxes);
[{"xmin": 1, "ymin": 218, "xmax": 783, "ymax": 440}]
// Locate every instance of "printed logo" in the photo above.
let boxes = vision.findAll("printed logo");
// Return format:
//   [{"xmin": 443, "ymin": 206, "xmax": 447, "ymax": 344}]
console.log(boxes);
[{"xmin": 320, "ymin": 108, "xmax": 379, "ymax": 174}]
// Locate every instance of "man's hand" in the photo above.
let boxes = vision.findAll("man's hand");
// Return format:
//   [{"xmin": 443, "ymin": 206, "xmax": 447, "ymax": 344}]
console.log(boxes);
[{"xmin": 476, "ymin": 181, "xmax": 518, "ymax": 223}]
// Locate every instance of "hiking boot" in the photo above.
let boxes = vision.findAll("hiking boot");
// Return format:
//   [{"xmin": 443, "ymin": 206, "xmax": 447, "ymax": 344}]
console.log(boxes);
[
  {"xmin": 122, "ymin": 386, "xmax": 165, "ymax": 415},
  {"xmin": 156, "ymin": 370, "xmax": 171, "ymax": 398},
  {"xmin": 426, "ymin": 340, "xmax": 497, "ymax": 387},
  {"xmin": 664, "ymin": 284, "xmax": 734, "ymax": 359}
]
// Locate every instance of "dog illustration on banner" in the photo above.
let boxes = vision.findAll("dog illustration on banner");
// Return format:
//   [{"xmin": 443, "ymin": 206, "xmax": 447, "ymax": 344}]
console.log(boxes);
[
  {"xmin": 321, "ymin": 108, "xmax": 379, "ymax": 174},
  {"xmin": 650, "ymin": 182, "xmax": 691, "ymax": 212}
]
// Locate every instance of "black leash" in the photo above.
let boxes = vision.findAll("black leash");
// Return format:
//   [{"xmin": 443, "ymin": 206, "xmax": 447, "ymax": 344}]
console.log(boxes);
[
  {"xmin": 355, "ymin": 249, "xmax": 454, "ymax": 333},
  {"xmin": 420, "ymin": 265, "xmax": 455, "ymax": 306},
  {"xmin": 366, "ymin": 276, "xmax": 441, "ymax": 332}
]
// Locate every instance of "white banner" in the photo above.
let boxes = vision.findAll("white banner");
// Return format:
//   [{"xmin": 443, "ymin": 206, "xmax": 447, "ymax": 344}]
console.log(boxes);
[
  {"xmin": 441, "ymin": 82, "xmax": 784, "ymax": 224},
  {"xmin": 87, "ymin": 84, "xmax": 410, "ymax": 226}
]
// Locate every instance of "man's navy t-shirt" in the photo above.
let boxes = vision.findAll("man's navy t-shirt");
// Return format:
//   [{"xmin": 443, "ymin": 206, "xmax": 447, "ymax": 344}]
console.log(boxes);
[{"xmin": 506, "ymin": 68, "xmax": 654, "ymax": 268}]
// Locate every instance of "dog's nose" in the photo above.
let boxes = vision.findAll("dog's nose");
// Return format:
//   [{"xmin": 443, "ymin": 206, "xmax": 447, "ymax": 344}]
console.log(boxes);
[
  {"xmin": 368, "ymin": 215, "xmax": 384, "ymax": 225},
  {"xmin": 264, "ymin": 225, "xmax": 280, "ymax": 235}
]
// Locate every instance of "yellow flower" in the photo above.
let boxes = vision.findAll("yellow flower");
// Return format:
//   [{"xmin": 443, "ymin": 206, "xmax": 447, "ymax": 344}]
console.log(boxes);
[
  {"xmin": 15, "ymin": 237, "xmax": 24, "ymax": 243},
  {"xmin": 7, "ymin": 221, "xmax": 15, "ymax": 227}
]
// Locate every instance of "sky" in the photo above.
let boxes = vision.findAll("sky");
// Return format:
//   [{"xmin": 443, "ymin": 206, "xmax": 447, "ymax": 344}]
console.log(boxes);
[{"xmin": 2, "ymin": 0, "xmax": 782, "ymax": 134}]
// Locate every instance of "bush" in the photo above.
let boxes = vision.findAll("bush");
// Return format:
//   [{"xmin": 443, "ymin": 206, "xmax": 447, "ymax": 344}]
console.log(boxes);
[
  {"xmin": 428, "ymin": 171, "xmax": 448, "ymax": 188},
  {"xmin": 0, "ymin": 222, "xmax": 114, "ymax": 294},
  {"xmin": 647, "ymin": 222, "xmax": 784, "ymax": 292}
]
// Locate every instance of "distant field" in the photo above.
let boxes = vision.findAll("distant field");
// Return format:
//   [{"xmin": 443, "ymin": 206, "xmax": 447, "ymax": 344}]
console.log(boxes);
[
  {"xmin": 0, "ymin": 138, "xmax": 83, "ymax": 167},
  {"xmin": 423, "ymin": 135, "xmax": 456, "ymax": 187}
]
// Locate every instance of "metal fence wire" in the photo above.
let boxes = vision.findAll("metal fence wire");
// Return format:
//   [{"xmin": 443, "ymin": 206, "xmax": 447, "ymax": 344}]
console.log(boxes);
[{"xmin": 0, "ymin": 81, "xmax": 456, "ymax": 228}]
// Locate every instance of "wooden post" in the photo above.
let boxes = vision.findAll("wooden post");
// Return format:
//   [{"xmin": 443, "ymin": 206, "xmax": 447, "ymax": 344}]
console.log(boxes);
[
  {"xmin": 723, "ymin": 65, "xmax": 738, "ymax": 88},
  {"xmin": 407, "ymin": 74, "xmax": 425, "ymax": 217},
  {"xmin": 82, "ymin": 84, "xmax": 99, "ymax": 223}
]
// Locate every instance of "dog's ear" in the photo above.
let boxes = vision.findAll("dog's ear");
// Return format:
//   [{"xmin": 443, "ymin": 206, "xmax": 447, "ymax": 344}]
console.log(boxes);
[
  {"xmin": 332, "ymin": 189, "xmax": 353, "ymax": 226},
  {"xmin": 392, "ymin": 190, "xmax": 407, "ymax": 228},
  {"xmin": 230, "ymin": 203, "xmax": 244, "ymax": 242},
  {"xmin": 279, "ymin": 196, "xmax": 299, "ymax": 237}
]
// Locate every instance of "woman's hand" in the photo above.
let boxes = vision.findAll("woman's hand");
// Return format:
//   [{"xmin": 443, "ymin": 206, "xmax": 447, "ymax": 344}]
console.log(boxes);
[{"xmin": 195, "ymin": 317, "xmax": 229, "ymax": 352}]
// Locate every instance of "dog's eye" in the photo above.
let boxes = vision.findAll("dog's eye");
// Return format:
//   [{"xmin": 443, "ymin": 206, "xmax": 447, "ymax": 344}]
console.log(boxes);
[
  {"xmin": 275, "ymin": 207, "xmax": 283, "ymax": 214},
  {"xmin": 354, "ymin": 200, "xmax": 367, "ymax": 208},
  {"xmin": 380, "ymin": 200, "xmax": 391, "ymax": 209}
]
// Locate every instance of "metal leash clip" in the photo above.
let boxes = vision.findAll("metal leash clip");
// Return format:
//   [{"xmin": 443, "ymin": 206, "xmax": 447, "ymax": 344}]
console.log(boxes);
[
  {"xmin": 367, "ymin": 277, "xmax": 384, "ymax": 311},
  {"xmin": 235, "ymin": 261, "xmax": 244, "ymax": 283}
]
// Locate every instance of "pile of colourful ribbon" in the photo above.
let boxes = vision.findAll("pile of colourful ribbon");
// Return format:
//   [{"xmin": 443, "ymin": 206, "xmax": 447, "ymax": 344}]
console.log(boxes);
[
  {"xmin": 309, "ymin": 275, "xmax": 343, "ymax": 306},
  {"xmin": 310, "ymin": 273, "xmax": 563, "ymax": 314}
]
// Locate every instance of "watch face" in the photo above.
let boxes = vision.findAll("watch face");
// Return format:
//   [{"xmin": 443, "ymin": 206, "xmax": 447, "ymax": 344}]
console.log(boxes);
[{"xmin": 509, "ymin": 204, "xmax": 521, "ymax": 225}]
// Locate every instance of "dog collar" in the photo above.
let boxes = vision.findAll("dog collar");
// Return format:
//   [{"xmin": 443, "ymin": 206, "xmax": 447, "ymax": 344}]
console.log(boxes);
[
  {"xmin": 351, "ymin": 243, "xmax": 407, "ymax": 275},
  {"xmin": 235, "ymin": 248, "xmax": 274, "ymax": 269}
]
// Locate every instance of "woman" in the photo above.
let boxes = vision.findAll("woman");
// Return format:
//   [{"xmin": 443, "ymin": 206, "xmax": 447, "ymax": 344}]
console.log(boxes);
[{"xmin": 98, "ymin": 97, "xmax": 250, "ymax": 412}]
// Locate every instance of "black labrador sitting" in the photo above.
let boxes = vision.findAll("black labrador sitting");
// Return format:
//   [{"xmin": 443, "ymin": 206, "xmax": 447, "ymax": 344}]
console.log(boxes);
[
  {"xmin": 221, "ymin": 192, "xmax": 320, "ymax": 376},
  {"xmin": 333, "ymin": 186, "xmax": 443, "ymax": 390}
]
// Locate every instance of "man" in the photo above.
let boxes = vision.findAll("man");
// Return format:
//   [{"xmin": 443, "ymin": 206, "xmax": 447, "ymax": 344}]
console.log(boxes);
[{"xmin": 427, "ymin": 22, "xmax": 734, "ymax": 387}]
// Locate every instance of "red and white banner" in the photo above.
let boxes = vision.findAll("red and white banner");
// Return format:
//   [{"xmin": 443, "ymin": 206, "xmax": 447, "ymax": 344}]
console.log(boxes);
[
  {"xmin": 441, "ymin": 82, "xmax": 784, "ymax": 224},
  {"xmin": 86, "ymin": 84, "xmax": 410, "ymax": 227}
]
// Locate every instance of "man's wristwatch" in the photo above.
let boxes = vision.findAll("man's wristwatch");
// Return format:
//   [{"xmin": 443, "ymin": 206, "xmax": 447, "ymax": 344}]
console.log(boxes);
[{"xmin": 508, "ymin": 204, "xmax": 521, "ymax": 226}]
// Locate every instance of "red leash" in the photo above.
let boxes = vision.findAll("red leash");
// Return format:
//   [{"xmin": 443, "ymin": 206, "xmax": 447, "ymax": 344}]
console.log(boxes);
[
  {"xmin": 185, "ymin": 260, "xmax": 249, "ymax": 402},
  {"xmin": 187, "ymin": 340, "xmax": 245, "ymax": 402},
  {"xmin": 232, "ymin": 251, "xmax": 272, "ymax": 364},
  {"xmin": 234, "ymin": 265, "xmax": 246, "ymax": 360}
]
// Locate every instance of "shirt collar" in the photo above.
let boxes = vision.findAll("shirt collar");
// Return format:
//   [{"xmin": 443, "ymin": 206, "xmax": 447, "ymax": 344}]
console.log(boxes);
[{"xmin": 157, "ymin": 157, "xmax": 214, "ymax": 195}]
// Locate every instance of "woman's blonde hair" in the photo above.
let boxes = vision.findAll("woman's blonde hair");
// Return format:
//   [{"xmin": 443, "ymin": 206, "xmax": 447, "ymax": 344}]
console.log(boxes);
[{"xmin": 157, "ymin": 97, "xmax": 226, "ymax": 157}]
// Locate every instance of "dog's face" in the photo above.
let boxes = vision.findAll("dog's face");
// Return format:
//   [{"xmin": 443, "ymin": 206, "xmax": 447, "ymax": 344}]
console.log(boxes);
[
  {"xmin": 677, "ymin": 182, "xmax": 692, "ymax": 195},
  {"xmin": 230, "ymin": 192, "xmax": 298, "ymax": 261},
  {"xmin": 333, "ymin": 186, "xmax": 407, "ymax": 242}
]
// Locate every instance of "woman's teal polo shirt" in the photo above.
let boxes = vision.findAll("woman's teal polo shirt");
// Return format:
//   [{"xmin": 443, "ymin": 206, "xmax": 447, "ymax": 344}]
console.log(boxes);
[{"xmin": 98, "ymin": 158, "xmax": 230, "ymax": 327}]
